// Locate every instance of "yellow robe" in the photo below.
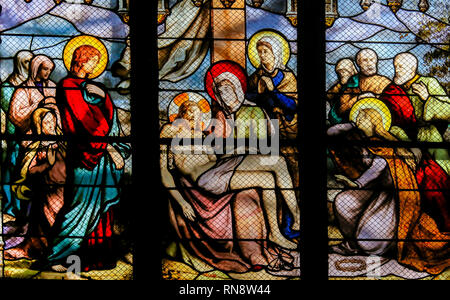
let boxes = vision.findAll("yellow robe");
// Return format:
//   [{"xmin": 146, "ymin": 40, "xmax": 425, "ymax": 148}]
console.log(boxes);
[
  {"xmin": 339, "ymin": 74, "xmax": 391, "ymax": 116},
  {"xmin": 368, "ymin": 146, "xmax": 450, "ymax": 275},
  {"xmin": 248, "ymin": 68, "xmax": 298, "ymax": 139}
]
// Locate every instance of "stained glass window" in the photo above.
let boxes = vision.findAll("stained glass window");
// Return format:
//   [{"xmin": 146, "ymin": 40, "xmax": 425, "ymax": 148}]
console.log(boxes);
[
  {"xmin": 158, "ymin": 0, "xmax": 300, "ymax": 280},
  {"xmin": 0, "ymin": 0, "xmax": 133, "ymax": 280},
  {"xmin": 326, "ymin": 0, "xmax": 450, "ymax": 279}
]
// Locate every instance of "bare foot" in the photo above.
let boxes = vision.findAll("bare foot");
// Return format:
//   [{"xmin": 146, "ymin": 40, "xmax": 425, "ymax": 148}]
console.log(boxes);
[
  {"xmin": 4, "ymin": 247, "xmax": 31, "ymax": 260},
  {"xmin": 268, "ymin": 232, "xmax": 298, "ymax": 250},
  {"xmin": 51, "ymin": 264, "xmax": 68, "ymax": 273},
  {"xmin": 292, "ymin": 219, "xmax": 300, "ymax": 231}
]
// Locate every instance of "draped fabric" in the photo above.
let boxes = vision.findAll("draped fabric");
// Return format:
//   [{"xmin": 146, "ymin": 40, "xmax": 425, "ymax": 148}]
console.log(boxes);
[
  {"xmin": 46, "ymin": 76, "xmax": 131, "ymax": 266},
  {"xmin": 58, "ymin": 77, "xmax": 114, "ymax": 170},
  {"xmin": 380, "ymin": 83, "xmax": 417, "ymax": 134},
  {"xmin": 158, "ymin": 0, "xmax": 210, "ymax": 82},
  {"xmin": 368, "ymin": 146, "xmax": 450, "ymax": 275},
  {"xmin": 416, "ymin": 152, "xmax": 450, "ymax": 232},
  {"xmin": 0, "ymin": 82, "xmax": 21, "ymax": 218},
  {"xmin": 169, "ymin": 172, "xmax": 297, "ymax": 273}
]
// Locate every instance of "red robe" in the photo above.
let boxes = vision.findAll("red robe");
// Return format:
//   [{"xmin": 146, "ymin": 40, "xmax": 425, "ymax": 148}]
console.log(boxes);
[
  {"xmin": 58, "ymin": 76, "xmax": 114, "ymax": 170},
  {"xmin": 380, "ymin": 83, "xmax": 416, "ymax": 131},
  {"xmin": 58, "ymin": 76, "xmax": 116, "ymax": 271},
  {"xmin": 381, "ymin": 83, "xmax": 450, "ymax": 232},
  {"xmin": 416, "ymin": 153, "xmax": 450, "ymax": 232}
]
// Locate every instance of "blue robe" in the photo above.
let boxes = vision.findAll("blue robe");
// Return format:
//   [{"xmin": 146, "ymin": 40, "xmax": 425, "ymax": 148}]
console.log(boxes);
[
  {"xmin": 1, "ymin": 82, "xmax": 22, "ymax": 218},
  {"xmin": 46, "ymin": 80, "xmax": 131, "ymax": 264}
]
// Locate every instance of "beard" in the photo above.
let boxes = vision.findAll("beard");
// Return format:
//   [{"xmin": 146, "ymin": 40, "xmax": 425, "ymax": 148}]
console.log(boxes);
[
  {"xmin": 394, "ymin": 73, "xmax": 414, "ymax": 85},
  {"xmin": 361, "ymin": 66, "xmax": 376, "ymax": 76},
  {"xmin": 339, "ymin": 75, "xmax": 351, "ymax": 85}
]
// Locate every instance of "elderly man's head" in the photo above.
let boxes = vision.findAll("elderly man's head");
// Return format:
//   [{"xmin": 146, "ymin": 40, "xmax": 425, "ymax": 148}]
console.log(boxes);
[
  {"xmin": 356, "ymin": 49, "xmax": 378, "ymax": 76},
  {"xmin": 393, "ymin": 52, "xmax": 418, "ymax": 85},
  {"xmin": 335, "ymin": 58, "xmax": 358, "ymax": 84}
]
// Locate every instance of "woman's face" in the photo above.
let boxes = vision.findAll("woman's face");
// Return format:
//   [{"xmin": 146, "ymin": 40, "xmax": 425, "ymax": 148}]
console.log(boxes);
[
  {"xmin": 82, "ymin": 55, "xmax": 99, "ymax": 74},
  {"xmin": 217, "ymin": 81, "xmax": 241, "ymax": 111},
  {"xmin": 36, "ymin": 61, "xmax": 53, "ymax": 81},
  {"xmin": 257, "ymin": 44, "xmax": 275, "ymax": 72},
  {"xmin": 23, "ymin": 56, "xmax": 32, "ymax": 72},
  {"xmin": 355, "ymin": 112, "xmax": 374, "ymax": 137}
]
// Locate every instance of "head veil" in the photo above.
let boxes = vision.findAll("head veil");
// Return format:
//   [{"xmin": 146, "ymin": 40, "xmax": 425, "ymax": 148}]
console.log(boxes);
[
  {"xmin": 12, "ymin": 102, "xmax": 64, "ymax": 201},
  {"xmin": 257, "ymin": 36, "xmax": 286, "ymax": 73},
  {"xmin": 205, "ymin": 61, "xmax": 254, "ymax": 114},
  {"xmin": 213, "ymin": 71, "xmax": 246, "ymax": 113},
  {"xmin": 7, "ymin": 51, "xmax": 33, "ymax": 86},
  {"xmin": 29, "ymin": 55, "xmax": 55, "ymax": 83}
]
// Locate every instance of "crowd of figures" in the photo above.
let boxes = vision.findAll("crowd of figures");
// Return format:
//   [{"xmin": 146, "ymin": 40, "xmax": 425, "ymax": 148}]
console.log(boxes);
[
  {"xmin": 326, "ymin": 48, "xmax": 450, "ymax": 275},
  {"xmin": 160, "ymin": 31, "xmax": 301, "ymax": 276},
  {"xmin": 0, "ymin": 44, "xmax": 130, "ymax": 272}
]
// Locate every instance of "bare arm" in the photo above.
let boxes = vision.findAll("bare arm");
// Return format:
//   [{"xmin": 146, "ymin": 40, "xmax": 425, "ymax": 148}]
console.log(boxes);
[
  {"xmin": 327, "ymin": 122, "xmax": 355, "ymax": 136},
  {"xmin": 160, "ymin": 144, "xmax": 195, "ymax": 221},
  {"xmin": 355, "ymin": 157, "xmax": 387, "ymax": 187}
]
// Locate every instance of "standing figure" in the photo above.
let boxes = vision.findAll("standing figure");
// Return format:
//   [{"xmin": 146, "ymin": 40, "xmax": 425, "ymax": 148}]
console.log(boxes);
[
  {"xmin": 326, "ymin": 58, "xmax": 358, "ymax": 125},
  {"xmin": 47, "ymin": 43, "xmax": 131, "ymax": 272},
  {"xmin": 391, "ymin": 52, "xmax": 450, "ymax": 232},
  {"xmin": 248, "ymin": 34, "xmax": 298, "ymax": 139},
  {"xmin": 0, "ymin": 50, "xmax": 34, "ymax": 218},
  {"xmin": 338, "ymin": 48, "xmax": 391, "ymax": 119},
  {"xmin": 393, "ymin": 52, "xmax": 450, "ymax": 174},
  {"xmin": 5, "ymin": 54, "xmax": 54, "ymax": 240},
  {"xmin": 247, "ymin": 32, "xmax": 299, "ymax": 235}
]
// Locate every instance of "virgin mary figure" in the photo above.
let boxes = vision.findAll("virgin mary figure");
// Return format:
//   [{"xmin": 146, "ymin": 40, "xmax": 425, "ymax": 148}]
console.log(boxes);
[{"xmin": 247, "ymin": 32, "xmax": 298, "ymax": 140}]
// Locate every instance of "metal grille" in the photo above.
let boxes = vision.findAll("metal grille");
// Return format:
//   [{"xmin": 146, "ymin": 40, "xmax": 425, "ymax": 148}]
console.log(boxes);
[
  {"xmin": 158, "ymin": 0, "xmax": 300, "ymax": 280},
  {"xmin": 0, "ymin": 0, "xmax": 133, "ymax": 280},
  {"xmin": 326, "ymin": 0, "xmax": 450, "ymax": 280}
]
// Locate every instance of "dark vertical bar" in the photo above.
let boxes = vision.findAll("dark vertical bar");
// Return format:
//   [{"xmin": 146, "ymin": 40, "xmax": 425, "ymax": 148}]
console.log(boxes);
[
  {"xmin": 299, "ymin": 0, "xmax": 328, "ymax": 280},
  {"xmin": 129, "ymin": 0, "xmax": 159, "ymax": 281}
]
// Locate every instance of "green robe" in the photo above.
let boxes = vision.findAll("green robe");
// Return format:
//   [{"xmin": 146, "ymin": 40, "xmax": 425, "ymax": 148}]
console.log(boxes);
[
  {"xmin": 234, "ymin": 105, "xmax": 267, "ymax": 139},
  {"xmin": 404, "ymin": 75, "xmax": 450, "ymax": 174}
]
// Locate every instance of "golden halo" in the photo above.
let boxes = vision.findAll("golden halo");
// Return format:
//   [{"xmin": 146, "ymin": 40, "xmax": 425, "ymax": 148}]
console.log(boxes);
[
  {"xmin": 349, "ymin": 98, "xmax": 392, "ymax": 131},
  {"xmin": 248, "ymin": 30, "xmax": 290, "ymax": 69},
  {"xmin": 168, "ymin": 92, "xmax": 211, "ymax": 130},
  {"xmin": 63, "ymin": 35, "xmax": 109, "ymax": 79}
]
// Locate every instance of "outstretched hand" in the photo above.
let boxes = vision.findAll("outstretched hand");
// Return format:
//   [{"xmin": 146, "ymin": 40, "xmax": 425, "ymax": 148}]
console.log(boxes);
[
  {"xmin": 411, "ymin": 82, "xmax": 429, "ymax": 101},
  {"xmin": 335, "ymin": 174, "xmax": 358, "ymax": 188},
  {"xmin": 86, "ymin": 84, "xmax": 106, "ymax": 98},
  {"xmin": 107, "ymin": 144, "xmax": 125, "ymax": 170}
]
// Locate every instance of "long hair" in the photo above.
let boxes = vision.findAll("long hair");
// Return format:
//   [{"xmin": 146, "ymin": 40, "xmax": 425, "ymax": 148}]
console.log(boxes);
[
  {"xmin": 70, "ymin": 45, "xmax": 101, "ymax": 75},
  {"xmin": 359, "ymin": 108, "xmax": 417, "ymax": 170},
  {"xmin": 178, "ymin": 101, "xmax": 199, "ymax": 119},
  {"xmin": 176, "ymin": 100, "xmax": 202, "ymax": 131}
]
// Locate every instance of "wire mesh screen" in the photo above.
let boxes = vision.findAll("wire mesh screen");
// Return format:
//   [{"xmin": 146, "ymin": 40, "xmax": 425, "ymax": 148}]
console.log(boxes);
[
  {"xmin": 326, "ymin": 0, "xmax": 450, "ymax": 280},
  {"xmin": 0, "ymin": 0, "xmax": 133, "ymax": 280},
  {"xmin": 158, "ymin": 0, "xmax": 300, "ymax": 280}
]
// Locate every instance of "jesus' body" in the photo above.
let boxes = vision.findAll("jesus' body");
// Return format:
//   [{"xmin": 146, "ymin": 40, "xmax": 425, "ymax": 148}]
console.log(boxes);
[{"xmin": 160, "ymin": 100, "xmax": 300, "ymax": 249}]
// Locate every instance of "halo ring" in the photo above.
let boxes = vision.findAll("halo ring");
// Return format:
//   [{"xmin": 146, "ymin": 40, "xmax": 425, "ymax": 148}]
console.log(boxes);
[
  {"xmin": 349, "ymin": 97, "xmax": 392, "ymax": 131},
  {"xmin": 63, "ymin": 35, "xmax": 109, "ymax": 79},
  {"xmin": 168, "ymin": 92, "xmax": 211, "ymax": 130},
  {"xmin": 248, "ymin": 30, "xmax": 290, "ymax": 69}
]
